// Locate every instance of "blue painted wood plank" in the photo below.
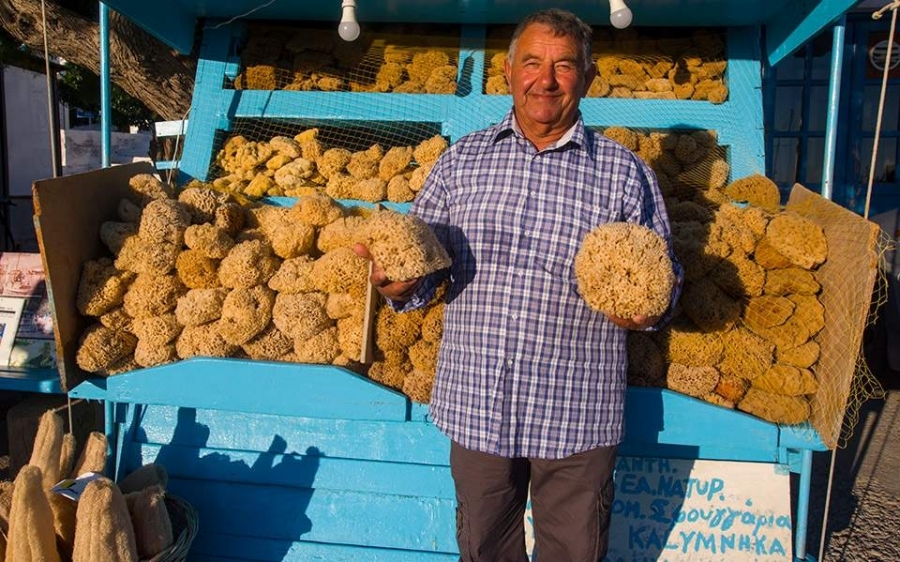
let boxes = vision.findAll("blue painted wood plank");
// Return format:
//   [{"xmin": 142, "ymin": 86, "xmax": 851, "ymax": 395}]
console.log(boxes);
[
  {"xmin": 622, "ymin": 388, "xmax": 781, "ymax": 462},
  {"xmin": 69, "ymin": 358, "xmax": 411, "ymax": 421},
  {"xmin": 0, "ymin": 367, "xmax": 62, "ymax": 393},
  {"xmin": 765, "ymin": 0, "xmax": 858, "ymax": 66},
  {"xmin": 128, "ymin": 443, "xmax": 455, "ymax": 498},
  {"xmin": 191, "ymin": 533, "xmax": 458, "ymax": 562},
  {"xmin": 121, "ymin": 405, "xmax": 448, "ymax": 465},
  {"xmin": 179, "ymin": 24, "xmax": 240, "ymax": 183},
  {"xmin": 165, "ymin": 478, "xmax": 458, "ymax": 553},
  {"xmin": 98, "ymin": 0, "xmax": 196, "ymax": 53},
  {"xmin": 722, "ymin": 25, "xmax": 766, "ymax": 180}
]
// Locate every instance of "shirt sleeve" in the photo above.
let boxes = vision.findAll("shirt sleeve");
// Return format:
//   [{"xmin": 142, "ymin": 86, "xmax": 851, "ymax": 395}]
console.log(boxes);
[
  {"xmin": 386, "ymin": 151, "xmax": 454, "ymax": 313},
  {"xmin": 624, "ymin": 155, "xmax": 684, "ymax": 331}
]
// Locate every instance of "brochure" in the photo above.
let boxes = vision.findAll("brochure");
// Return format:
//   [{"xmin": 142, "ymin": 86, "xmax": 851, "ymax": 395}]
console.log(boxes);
[{"xmin": 0, "ymin": 296, "xmax": 26, "ymax": 366}]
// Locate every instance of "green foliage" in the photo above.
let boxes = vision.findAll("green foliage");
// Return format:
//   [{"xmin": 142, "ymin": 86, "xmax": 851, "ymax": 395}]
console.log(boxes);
[{"xmin": 58, "ymin": 64, "xmax": 160, "ymax": 131}]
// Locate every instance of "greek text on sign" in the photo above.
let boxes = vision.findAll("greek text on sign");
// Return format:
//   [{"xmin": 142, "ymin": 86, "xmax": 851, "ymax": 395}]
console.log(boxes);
[
  {"xmin": 523, "ymin": 456, "xmax": 793, "ymax": 561},
  {"xmin": 607, "ymin": 457, "xmax": 792, "ymax": 561}
]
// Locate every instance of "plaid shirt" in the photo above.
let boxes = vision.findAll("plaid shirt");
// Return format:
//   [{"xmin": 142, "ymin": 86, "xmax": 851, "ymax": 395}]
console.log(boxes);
[{"xmin": 405, "ymin": 110, "xmax": 681, "ymax": 459}]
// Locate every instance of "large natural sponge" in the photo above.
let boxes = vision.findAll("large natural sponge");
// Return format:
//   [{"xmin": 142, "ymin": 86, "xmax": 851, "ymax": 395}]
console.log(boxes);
[
  {"xmin": 574, "ymin": 222, "xmax": 675, "ymax": 318},
  {"xmin": 764, "ymin": 211, "xmax": 828, "ymax": 269},
  {"xmin": 722, "ymin": 174, "xmax": 781, "ymax": 212},
  {"xmin": 356, "ymin": 209, "xmax": 451, "ymax": 281}
]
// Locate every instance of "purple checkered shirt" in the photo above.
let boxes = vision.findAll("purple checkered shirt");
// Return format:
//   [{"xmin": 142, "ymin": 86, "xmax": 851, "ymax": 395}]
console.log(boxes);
[{"xmin": 403, "ymin": 110, "xmax": 682, "ymax": 459}]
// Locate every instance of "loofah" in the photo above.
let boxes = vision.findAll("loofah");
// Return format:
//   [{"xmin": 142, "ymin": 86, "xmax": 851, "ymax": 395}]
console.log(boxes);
[
  {"xmin": 71, "ymin": 432, "xmax": 108, "ymax": 477},
  {"xmin": 126, "ymin": 484, "xmax": 173, "ymax": 559},
  {"xmin": 30, "ymin": 411, "xmax": 64, "ymax": 491},
  {"xmin": 574, "ymin": 222, "xmax": 676, "ymax": 318},
  {"xmin": 71, "ymin": 477, "xmax": 139, "ymax": 562},
  {"xmin": 118, "ymin": 463, "xmax": 168, "ymax": 495},
  {"xmin": 7, "ymin": 465, "xmax": 61, "ymax": 562}
]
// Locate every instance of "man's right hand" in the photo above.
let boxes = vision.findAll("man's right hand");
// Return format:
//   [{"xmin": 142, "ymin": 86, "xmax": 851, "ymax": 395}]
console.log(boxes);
[{"xmin": 353, "ymin": 243, "xmax": 422, "ymax": 302}]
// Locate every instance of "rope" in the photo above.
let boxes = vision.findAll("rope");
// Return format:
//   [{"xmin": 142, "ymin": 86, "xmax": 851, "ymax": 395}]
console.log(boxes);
[
  {"xmin": 820, "ymin": 6, "xmax": 900, "ymax": 558},
  {"xmin": 863, "ymin": 1, "xmax": 899, "ymax": 220},
  {"xmin": 39, "ymin": 0, "xmax": 59, "ymax": 178}
]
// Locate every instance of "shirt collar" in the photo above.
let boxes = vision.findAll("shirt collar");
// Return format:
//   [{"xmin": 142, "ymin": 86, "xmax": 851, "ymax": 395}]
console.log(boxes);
[{"xmin": 492, "ymin": 109, "xmax": 591, "ymax": 153}]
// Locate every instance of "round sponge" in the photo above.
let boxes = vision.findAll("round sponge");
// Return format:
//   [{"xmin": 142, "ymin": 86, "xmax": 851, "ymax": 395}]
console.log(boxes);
[{"xmin": 574, "ymin": 222, "xmax": 675, "ymax": 318}]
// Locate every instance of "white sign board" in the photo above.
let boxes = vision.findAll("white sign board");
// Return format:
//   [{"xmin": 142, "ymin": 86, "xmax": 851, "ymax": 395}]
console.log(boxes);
[{"xmin": 524, "ymin": 457, "xmax": 793, "ymax": 561}]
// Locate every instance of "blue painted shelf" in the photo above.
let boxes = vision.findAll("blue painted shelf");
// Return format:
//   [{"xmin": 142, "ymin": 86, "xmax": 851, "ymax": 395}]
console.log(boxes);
[{"xmin": 0, "ymin": 367, "xmax": 62, "ymax": 394}]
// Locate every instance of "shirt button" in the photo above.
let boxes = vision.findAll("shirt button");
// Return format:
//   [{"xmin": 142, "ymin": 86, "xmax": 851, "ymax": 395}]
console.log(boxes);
[
  {"xmin": 511, "ymin": 313, "xmax": 519, "ymax": 320},
  {"xmin": 507, "ymin": 359, "xmax": 514, "ymax": 368}
]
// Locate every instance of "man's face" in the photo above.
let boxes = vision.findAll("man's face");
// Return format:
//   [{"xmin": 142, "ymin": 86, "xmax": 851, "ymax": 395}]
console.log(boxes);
[{"xmin": 504, "ymin": 23, "xmax": 594, "ymax": 135}]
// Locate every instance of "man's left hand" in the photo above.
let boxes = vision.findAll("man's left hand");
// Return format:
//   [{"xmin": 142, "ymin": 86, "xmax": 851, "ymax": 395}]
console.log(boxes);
[{"xmin": 605, "ymin": 313, "xmax": 661, "ymax": 330}]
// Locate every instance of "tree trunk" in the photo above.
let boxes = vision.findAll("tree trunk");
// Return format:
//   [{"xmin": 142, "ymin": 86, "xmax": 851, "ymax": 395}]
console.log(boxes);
[{"xmin": 0, "ymin": 0, "xmax": 195, "ymax": 121}]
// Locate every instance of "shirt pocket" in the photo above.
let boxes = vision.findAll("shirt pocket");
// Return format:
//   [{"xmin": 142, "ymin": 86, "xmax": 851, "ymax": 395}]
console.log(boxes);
[{"xmin": 536, "ymin": 205, "xmax": 617, "ymax": 280}]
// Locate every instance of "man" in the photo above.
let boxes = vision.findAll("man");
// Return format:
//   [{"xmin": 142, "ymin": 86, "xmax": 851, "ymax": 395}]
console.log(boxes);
[{"xmin": 355, "ymin": 8, "xmax": 681, "ymax": 561}]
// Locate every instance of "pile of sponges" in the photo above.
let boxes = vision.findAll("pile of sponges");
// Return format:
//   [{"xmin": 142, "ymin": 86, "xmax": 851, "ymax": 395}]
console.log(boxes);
[
  {"xmin": 0, "ymin": 411, "xmax": 174, "ymax": 561},
  {"xmin": 210, "ymin": 129, "xmax": 447, "ymax": 203},
  {"xmin": 624, "ymin": 169, "xmax": 829, "ymax": 425},
  {"xmin": 74, "ymin": 176, "xmax": 447, "ymax": 404}
]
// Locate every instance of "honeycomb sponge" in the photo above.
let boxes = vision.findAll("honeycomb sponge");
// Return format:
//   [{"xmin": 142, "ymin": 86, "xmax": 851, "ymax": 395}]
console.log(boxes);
[
  {"xmin": 76, "ymin": 324, "xmax": 138, "ymax": 373},
  {"xmin": 216, "ymin": 285, "xmax": 276, "ymax": 345},
  {"xmin": 218, "ymin": 240, "xmax": 281, "ymax": 289},
  {"xmin": 175, "ymin": 288, "xmax": 228, "ymax": 326},
  {"xmin": 660, "ymin": 320, "xmax": 724, "ymax": 366},
  {"xmin": 76, "ymin": 258, "xmax": 134, "ymax": 317},
  {"xmin": 356, "ymin": 209, "xmax": 451, "ymax": 281},
  {"xmin": 311, "ymin": 247, "xmax": 369, "ymax": 297},
  {"xmin": 272, "ymin": 292, "xmax": 332, "ymax": 340},
  {"xmin": 139, "ymin": 198, "xmax": 191, "ymax": 246},
  {"xmin": 765, "ymin": 212, "xmax": 828, "ymax": 269},
  {"xmin": 574, "ymin": 222, "xmax": 675, "ymax": 318},
  {"xmin": 753, "ymin": 364, "xmax": 818, "ymax": 396},
  {"xmin": 627, "ymin": 332, "xmax": 666, "ymax": 387},
  {"xmin": 123, "ymin": 273, "xmax": 185, "ymax": 319},
  {"xmin": 175, "ymin": 249, "xmax": 220, "ymax": 289},
  {"xmin": 268, "ymin": 256, "xmax": 318, "ymax": 294},
  {"xmin": 240, "ymin": 324, "xmax": 293, "ymax": 361},
  {"xmin": 722, "ymin": 174, "xmax": 781, "ymax": 212},
  {"xmin": 184, "ymin": 223, "xmax": 235, "ymax": 259},
  {"xmin": 738, "ymin": 388, "xmax": 810, "ymax": 424},
  {"xmin": 665, "ymin": 363, "xmax": 720, "ymax": 399},
  {"xmin": 317, "ymin": 216, "xmax": 367, "ymax": 253},
  {"xmin": 131, "ymin": 314, "xmax": 181, "ymax": 348},
  {"xmin": 293, "ymin": 326, "xmax": 341, "ymax": 364},
  {"xmin": 403, "ymin": 369, "xmax": 436, "ymax": 404},
  {"xmin": 375, "ymin": 305, "xmax": 425, "ymax": 351},
  {"xmin": 176, "ymin": 322, "xmax": 239, "ymax": 359}
]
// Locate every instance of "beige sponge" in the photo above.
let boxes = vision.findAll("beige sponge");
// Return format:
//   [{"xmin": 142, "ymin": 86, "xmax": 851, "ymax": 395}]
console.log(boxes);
[
  {"xmin": 574, "ymin": 222, "xmax": 675, "ymax": 318},
  {"xmin": 356, "ymin": 209, "xmax": 451, "ymax": 281}
]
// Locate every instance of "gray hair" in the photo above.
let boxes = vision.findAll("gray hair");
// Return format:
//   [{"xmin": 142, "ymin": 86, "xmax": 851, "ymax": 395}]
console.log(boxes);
[{"xmin": 508, "ymin": 9, "xmax": 594, "ymax": 72}]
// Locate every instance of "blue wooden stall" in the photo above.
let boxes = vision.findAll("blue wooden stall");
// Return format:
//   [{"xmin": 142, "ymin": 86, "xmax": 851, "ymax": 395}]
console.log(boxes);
[{"xmin": 35, "ymin": 0, "xmax": 877, "ymax": 560}]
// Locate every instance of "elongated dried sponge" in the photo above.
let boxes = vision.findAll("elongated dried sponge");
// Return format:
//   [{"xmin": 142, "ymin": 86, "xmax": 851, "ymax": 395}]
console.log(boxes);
[
  {"xmin": 356, "ymin": 210, "xmax": 451, "ymax": 281},
  {"xmin": 574, "ymin": 222, "xmax": 675, "ymax": 318},
  {"xmin": 30, "ymin": 410, "xmax": 64, "ymax": 491},
  {"xmin": 72, "ymin": 477, "xmax": 139, "ymax": 562},
  {"xmin": 6, "ymin": 465, "xmax": 61, "ymax": 562}
]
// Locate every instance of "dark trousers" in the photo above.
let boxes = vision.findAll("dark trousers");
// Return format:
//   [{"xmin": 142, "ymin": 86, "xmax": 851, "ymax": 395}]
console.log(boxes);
[{"xmin": 450, "ymin": 441, "xmax": 617, "ymax": 562}]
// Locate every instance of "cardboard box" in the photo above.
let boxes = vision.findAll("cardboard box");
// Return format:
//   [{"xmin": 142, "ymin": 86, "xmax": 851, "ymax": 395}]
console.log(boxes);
[{"xmin": 32, "ymin": 162, "xmax": 157, "ymax": 391}]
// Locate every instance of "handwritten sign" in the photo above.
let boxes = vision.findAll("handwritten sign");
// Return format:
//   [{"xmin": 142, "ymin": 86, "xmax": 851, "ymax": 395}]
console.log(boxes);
[{"xmin": 524, "ymin": 457, "xmax": 793, "ymax": 561}]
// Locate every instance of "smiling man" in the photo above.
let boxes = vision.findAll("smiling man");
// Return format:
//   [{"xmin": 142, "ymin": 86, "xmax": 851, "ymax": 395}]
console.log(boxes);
[{"xmin": 355, "ymin": 9, "xmax": 682, "ymax": 561}]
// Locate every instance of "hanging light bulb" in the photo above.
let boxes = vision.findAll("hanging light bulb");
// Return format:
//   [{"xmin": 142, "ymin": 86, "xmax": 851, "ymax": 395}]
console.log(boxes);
[
  {"xmin": 608, "ymin": 0, "xmax": 633, "ymax": 29},
  {"xmin": 338, "ymin": 0, "xmax": 360, "ymax": 42}
]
